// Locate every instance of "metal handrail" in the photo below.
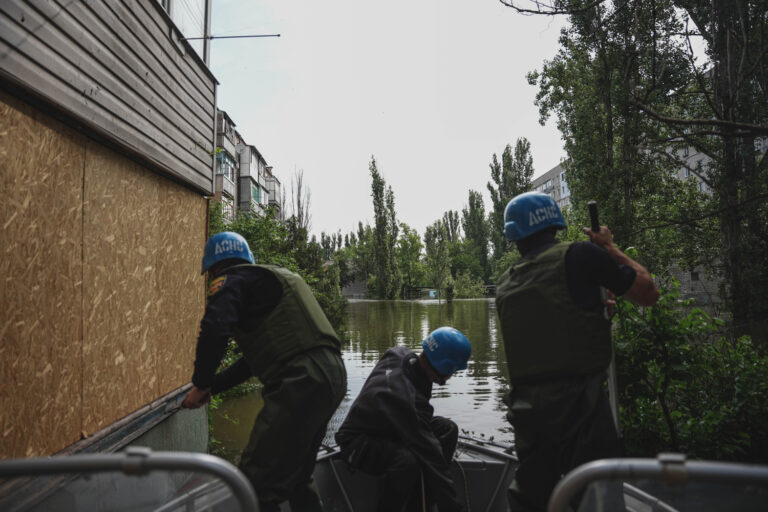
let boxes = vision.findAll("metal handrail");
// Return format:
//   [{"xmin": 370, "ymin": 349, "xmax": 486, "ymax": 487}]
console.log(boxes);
[
  {"xmin": 547, "ymin": 453, "xmax": 768, "ymax": 512},
  {"xmin": 0, "ymin": 446, "xmax": 259, "ymax": 512}
]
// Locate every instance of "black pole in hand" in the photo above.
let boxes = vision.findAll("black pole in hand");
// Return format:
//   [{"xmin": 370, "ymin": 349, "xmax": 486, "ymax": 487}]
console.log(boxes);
[
  {"xmin": 588, "ymin": 200, "xmax": 600, "ymax": 233},
  {"xmin": 587, "ymin": 200, "xmax": 622, "ymax": 444}
]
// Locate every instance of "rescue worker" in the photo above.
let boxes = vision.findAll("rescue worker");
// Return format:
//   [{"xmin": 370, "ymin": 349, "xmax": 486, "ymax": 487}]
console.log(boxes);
[
  {"xmin": 182, "ymin": 231, "xmax": 347, "ymax": 512},
  {"xmin": 334, "ymin": 327, "xmax": 472, "ymax": 512},
  {"xmin": 495, "ymin": 192, "xmax": 659, "ymax": 511}
]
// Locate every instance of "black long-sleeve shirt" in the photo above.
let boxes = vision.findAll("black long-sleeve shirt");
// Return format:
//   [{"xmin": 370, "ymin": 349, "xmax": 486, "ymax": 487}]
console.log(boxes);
[
  {"xmin": 336, "ymin": 346, "xmax": 462, "ymax": 511},
  {"xmin": 525, "ymin": 239, "xmax": 637, "ymax": 308},
  {"xmin": 191, "ymin": 265, "xmax": 282, "ymax": 391}
]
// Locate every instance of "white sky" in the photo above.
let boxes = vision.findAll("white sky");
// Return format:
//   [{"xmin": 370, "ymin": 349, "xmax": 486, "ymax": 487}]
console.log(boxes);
[{"xmin": 208, "ymin": 1, "xmax": 567, "ymax": 238}]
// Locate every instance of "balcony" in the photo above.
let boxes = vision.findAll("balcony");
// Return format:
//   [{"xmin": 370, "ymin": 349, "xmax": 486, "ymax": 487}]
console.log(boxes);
[
  {"xmin": 215, "ymin": 174, "xmax": 236, "ymax": 199},
  {"xmin": 216, "ymin": 134, "xmax": 236, "ymax": 161}
]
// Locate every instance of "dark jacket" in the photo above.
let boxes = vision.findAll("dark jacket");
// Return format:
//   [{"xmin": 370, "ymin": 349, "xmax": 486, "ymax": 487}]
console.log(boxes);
[
  {"xmin": 192, "ymin": 264, "xmax": 340, "ymax": 391},
  {"xmin": 336, "ymin": 346, "xmax": 460, "ymax": 509}
]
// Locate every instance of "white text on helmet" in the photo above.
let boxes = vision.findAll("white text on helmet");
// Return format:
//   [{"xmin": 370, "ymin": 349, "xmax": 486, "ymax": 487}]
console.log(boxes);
[
  {"xmin": 424, "ymin": 335, "xmax": 437, "ymax": 352},
  {"xmin": 215, "ymin": 239, "xmax": 244, "ymax": 255},
  {"xmin": 528, "ymin": 206, "xmax": 559, "ymax": 227}
]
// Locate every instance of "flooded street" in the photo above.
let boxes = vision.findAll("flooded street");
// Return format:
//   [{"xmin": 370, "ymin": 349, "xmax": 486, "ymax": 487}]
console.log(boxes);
[{"xmin": 212, "ymin": 298, "xmax": 513, "ymax": 462}]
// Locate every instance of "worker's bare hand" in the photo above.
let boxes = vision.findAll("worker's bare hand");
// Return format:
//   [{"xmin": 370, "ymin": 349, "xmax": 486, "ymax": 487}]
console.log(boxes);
[
  {"xmin": 583, "ymin": 225, "xmax": 614, "ymax": 251},
  {"xmin": 182, "ymin": 387, "xmax": 211, "ymax": 409}
]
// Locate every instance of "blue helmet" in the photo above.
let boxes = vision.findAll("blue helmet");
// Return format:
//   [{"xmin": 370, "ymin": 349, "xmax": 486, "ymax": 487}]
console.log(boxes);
[
  {"xmin": 421, "ymin": 327, "xmax": 471, "ymax": 376},
  {"xmin": 504, "ymin": 191, "xmax": 566, "ymax": 241},
  {"xmin": 201, "ymin": 231, "xmax": 254, "ymax": 274}
]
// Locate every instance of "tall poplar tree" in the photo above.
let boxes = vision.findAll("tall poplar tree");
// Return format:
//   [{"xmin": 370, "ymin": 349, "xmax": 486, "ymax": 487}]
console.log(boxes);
[
  {"xmin": 386, "ymin": 185, "xmax": 401, "ymax": 298},
  {"xmin": 462, "ymin": 189, "xmax": 490, "ymax": 281},
  {"xmin": 487, "ymin": 138, "xmax": 535, "ymax": 259},
  {"xmin": 369, "ymin": 156, "xmax": 396, "ymax": 299}
]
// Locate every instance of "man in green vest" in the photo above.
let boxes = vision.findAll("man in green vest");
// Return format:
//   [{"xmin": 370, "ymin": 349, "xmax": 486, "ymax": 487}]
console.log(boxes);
[
  {"xmin": 182, "ymin": 231, "xmax": 347, "ymax": 512},
  {"xmin": 495, "ymin": 192, "xmax": 659, "ymax": 511}
]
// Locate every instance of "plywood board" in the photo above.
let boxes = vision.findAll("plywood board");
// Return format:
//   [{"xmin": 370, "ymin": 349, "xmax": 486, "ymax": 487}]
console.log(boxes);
[
  {"xmin": 0, "ymin": 91, "xmax": 84, "ymax": 458},
  {"xmin": 154, "ymin": 180, "xmax": 207, "ymax": 395},
  {"xmin": 0, "ymin": 88, "xmax": 206, "ymax": 456},
  {"xmin": 81, "ymin": 142, "xmax": 206, "ymax": 435},
  {"xmin": 81, "ymin": 143, "xmax": 159, "ymax": 434}
]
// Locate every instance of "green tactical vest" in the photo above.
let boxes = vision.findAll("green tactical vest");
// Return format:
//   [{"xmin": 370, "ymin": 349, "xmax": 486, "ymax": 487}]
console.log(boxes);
[
  {"xmin": 232, "ymin": 264, "xmax": 341, "ymax": 382},
  {"xmin": 495, "ymin": 242, "xmax": 612, "ymax": 382}
]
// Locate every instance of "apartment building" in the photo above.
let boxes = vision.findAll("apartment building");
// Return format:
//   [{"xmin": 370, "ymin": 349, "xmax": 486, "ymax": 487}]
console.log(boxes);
[
  {"xmin": 237, "ymin": 144, "xmax": 271, "ymax": 215},
  {"xmin": 214, "ymin": 110, "xmax": 238, "ymax": 220},
  {"xmin": 266, "ymin": 165, "xmax": 283, "ymax": 215},
  {"xmin": 214, "ymin": 109, "xmax": 282, "ymax": 221},
  {"xmin": 532, "ymin": 163, "xmax": 571, "ymax": 210}
]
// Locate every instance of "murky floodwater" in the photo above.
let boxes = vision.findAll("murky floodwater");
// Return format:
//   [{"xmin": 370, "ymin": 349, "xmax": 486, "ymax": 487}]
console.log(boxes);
[{"xmin": 212, "ymin": 298, "xmax": 513, "ymax": 462}]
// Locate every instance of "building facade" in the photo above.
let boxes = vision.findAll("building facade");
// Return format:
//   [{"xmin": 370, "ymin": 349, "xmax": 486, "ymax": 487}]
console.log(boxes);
[
  {"xmin": 532, "ymin": 163, "xmax": 571, "ymax": 210},
  {"xmin": 0, "ymin": 0, "xmax": 216, "ymax": 461},
  {"xmin": 214, "ymin": 109, "xmax": 282, "ymax": 221}
]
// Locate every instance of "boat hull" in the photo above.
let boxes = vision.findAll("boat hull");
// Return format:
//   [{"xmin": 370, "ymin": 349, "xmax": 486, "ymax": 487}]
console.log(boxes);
[{"xmin": 314, "ymin": 436, "xmax": 517, "ymax": 512}]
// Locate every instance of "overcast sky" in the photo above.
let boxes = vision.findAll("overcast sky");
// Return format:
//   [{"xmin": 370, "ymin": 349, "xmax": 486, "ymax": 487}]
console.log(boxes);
[{"xmin": 208, "ymin": 1, "xmax": 567, "ymax": 238}]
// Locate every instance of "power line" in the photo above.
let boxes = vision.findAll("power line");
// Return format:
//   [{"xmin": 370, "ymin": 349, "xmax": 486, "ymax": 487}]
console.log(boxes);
[{"xmin": 183, "ymin": 34, "xmax": 281, "ymax": 41}]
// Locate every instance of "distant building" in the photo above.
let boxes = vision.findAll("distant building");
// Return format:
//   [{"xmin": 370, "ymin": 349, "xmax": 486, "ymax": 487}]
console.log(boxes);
[
  {"xmin": 265, "ymin": 166, "xmax": 283, "ymax": 218},
  {"xmin": 215, "ymin": 110, "xmax": 238, "ymax": 221},
  {"xmin": 214, "ymin": 109, "xmax": 282, "ymax": 221},
  {"xmin": 532, "ymin": 163, "xmax": 570, "ymax": 210},
  {"xmin": 237, "ymin": 144, "xmax": 271, "ymax": 215}
]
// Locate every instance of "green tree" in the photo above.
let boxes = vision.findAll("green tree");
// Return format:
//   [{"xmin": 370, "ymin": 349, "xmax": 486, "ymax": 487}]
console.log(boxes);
[
  {"xmin": 487, "ymin": 138, "xmax": 535, "ymax": 260},
  {"xmin": 423, "ymin": 219, "xmax": 451, "ymax": 302},
  {"xmin": 207, "ymin": 201, "xmax": 347, "ymax": 335},
  {"xmin": 396, "ymin": 223, "xmax": 425, "ymax": 296},
  {"xmin": 353, "ymin": 222, "xmax": 375, "ymax": 289},
  {"xmin": 508, "ymin": 0, "xmax": 768, "ymax": 343},
  {"xmin": 528, "ymin": 0, "xmax": 705, "ymax": 275},
  {"xmin": 386, "ymin": 185, "xmax": 401, "ymax": 298},
  {"xmin": 462, "ymin": 189, "xmax": 490, "ymax": 281},
  {"xmin": 660, "ymin": 0, "xmax": 768, "ymax": 343},
  {"xmin": 442, "ymin": 210, "xmax": 461, "ymax": 244},
  {"xmin": 369, "ymin": 156, "xmax": 391, "ymax": 299},
  {"xmin": 453, "ymin": 271, "xmax": 486, "ymax": 299}
]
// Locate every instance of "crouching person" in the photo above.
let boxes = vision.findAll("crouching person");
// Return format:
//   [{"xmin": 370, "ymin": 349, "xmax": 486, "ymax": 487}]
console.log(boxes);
[{"xmin": 335, "ymin": 327, "xmax": 472, "ymax": 512}]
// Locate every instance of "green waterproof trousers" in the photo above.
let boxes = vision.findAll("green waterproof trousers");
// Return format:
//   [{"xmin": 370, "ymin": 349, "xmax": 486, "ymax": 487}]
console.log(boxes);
[
  {"xmin": 239, "ymin": 347, "xmax": 347, "ymax": 511},
  {"xmin": 506, "ymin": 372, "xmax": 622, "ymax": 512}
]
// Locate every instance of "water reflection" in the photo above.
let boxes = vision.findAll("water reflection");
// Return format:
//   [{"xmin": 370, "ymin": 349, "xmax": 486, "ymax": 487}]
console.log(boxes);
[
  {"xmin": 332, "ymin": 299, "xmax": 513, "ymax": 443},
  {"xmin": 213, "ymin": 298, "xmax": 514, "ymax": 463}
]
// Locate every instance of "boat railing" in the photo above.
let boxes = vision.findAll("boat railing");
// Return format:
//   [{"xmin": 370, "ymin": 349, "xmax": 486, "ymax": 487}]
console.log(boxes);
[
  {"xmin": 0, "ymin": 446, "xmax": 259, "ymax": 512},
  {"xmin": 547, "ymin": 452, "xmax": 768, "ymax": 512}
]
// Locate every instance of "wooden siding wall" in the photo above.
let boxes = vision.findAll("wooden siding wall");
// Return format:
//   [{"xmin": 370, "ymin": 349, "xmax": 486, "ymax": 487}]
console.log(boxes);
[
  {"xmin": 0, "ymin": 0, "xmax": 217, "ymax": 194},
  {"xmin": 0, "ymin": 91, "xmax": 207, "ymax": 459}
]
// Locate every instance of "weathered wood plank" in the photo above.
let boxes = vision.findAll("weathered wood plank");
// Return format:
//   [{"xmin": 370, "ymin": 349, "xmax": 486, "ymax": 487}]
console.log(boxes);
[
  {"xmin": 53, "ymin": 0, "xmax": 215, "ymax": 142},
  {"xmin": 79, "ymin": 0, "xmax": 216, "ymax": 121},
  {"xmin": 101, "ymin": 0, "xmax": 215, "ymax": 111},
  {"xmin": 0, "ymin": 3, "xmax": 212, "ymax": 175},
  {"xmin": 0, "ymin": 35, "xmax": 212, "ymax": 193},
  {"xmin": 0, "ymin": 0, "xmax": 216, "ymax": 193},
  {"xmin": 130, "ymin": 0, "xmax": 216, "ymax": 95}
]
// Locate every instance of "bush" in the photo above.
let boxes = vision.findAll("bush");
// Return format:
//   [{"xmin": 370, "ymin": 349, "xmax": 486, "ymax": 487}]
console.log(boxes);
[
  {"xmin": 616, "ymin": 278, "xmax": 768, "ymax": 462},
  {"xmin": 454, "ymin": 271, "xmax": 486, "ymax": 298}
]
